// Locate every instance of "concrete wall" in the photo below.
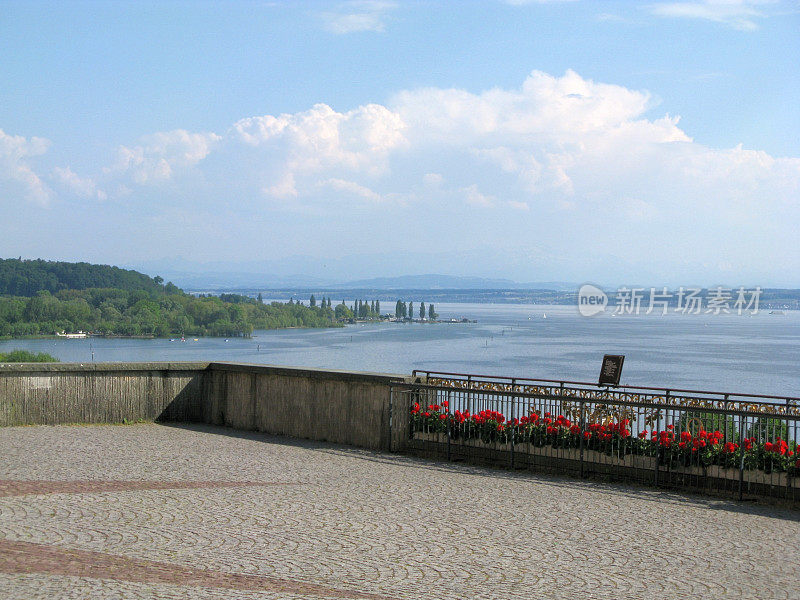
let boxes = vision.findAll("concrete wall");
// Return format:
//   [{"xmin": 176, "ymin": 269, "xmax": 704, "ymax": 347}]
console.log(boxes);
[
  {"xmin": 0, "ymin": 361, "xmax": 407, "ymax": 451},
  {"xmin": 0, "ymin": 362, "xmax": 209, "ymax": 426},
  {"xmin": 208, "ymin": 363, "xmax": 404, "ymax": 450}
]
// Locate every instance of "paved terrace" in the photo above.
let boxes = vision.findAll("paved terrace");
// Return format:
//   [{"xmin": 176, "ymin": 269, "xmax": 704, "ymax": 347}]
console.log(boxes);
[{"xmin": 1, "ymin": 424, "xmax": 798, "ymax": 600}]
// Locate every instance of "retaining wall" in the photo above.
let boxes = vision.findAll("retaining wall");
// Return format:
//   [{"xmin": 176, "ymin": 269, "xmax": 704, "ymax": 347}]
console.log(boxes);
[
  {"xmin": 0, "ymin": 362, "xmax": 209, "ymax": 426},
  {"xmin": 0, "ymin": 362, "xmax": 405, "ymax": 451}
]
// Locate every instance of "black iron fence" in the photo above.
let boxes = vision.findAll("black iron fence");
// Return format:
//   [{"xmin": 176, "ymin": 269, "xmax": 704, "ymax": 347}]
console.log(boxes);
[{"xmin": 391, "ymin": 371, "xmax": 800, "ymax": 504}]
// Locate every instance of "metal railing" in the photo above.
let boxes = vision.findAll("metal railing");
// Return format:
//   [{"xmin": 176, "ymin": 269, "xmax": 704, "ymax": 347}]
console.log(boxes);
[{"xmin": 395, "ymin": 372, "xmax": 800, "ymax": 504}]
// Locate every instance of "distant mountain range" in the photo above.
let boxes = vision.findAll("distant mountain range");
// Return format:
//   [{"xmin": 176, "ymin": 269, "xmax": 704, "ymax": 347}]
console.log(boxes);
[
  {"xmin": 128, "ymin": 257, "xmax": 580, "ymax": 291},
  {"xmin": 330, "ymin": 274, "xmax": 579, "ymax": 290},
  {"xmin": 132, "ymin": 269, "xmax": 579, "ymax": 292}
]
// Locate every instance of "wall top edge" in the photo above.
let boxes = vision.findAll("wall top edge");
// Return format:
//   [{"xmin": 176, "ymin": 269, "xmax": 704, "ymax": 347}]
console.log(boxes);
[
  {"xmin": 208, "ymin": 362, "xmax": 406, "ymax": 382},
  {"xmin": 0, "ymin": 361, "xmax": 211, "ymax": 373},
  {"xmin": 0, "ymin": 361, "xmax": 408, "ymax": 382}
]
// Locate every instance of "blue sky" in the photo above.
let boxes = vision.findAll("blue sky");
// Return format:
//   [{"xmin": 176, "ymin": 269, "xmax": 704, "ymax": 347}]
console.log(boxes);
[{"xmin": 1, "ymin": 0, "xmax": 798, "ymax": 286}]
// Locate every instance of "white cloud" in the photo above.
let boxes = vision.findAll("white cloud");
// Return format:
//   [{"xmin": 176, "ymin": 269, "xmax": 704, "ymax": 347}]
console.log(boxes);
[
  {"xmin": 232, "ymin": 102, "xmax": 406, "ymax": 198},
  {"xmin": 324, "ymin": 178, "xmax": 382, "ymax": 202},
  {"xmin": 63, "ymin": 70, "xmax": 795, "ymax": 231},
  {"xmin": 503, "ymin": 0, "xmax": 578, "ymax": 5},
  {"xmin": 463, "ymin": 184, "xmax": 496, "ymax": 208},
  {"xmin": 52, "ymin": 166, "xmax": 107, "ymax": 201},
  {"xmin": 321, "ymin": 1, "xmax": 397, "ymax": 34},
  {"xmin": 392, "ymin": 70, "xmax": 671, "ymax": 142},
  {"xmin": 0, "ymin": 129, "xmax": 52, "ymax": 205},
  {"xmin": 20, "ymin": 68, "xmax": 799, "ymax": 272},
  {"xmin": 422, "ymin": 173, "xmax": 444, "ymax": 187},
  {"xmin": 507, "ymin": 200, "xmax": 530, "ymax": 210},
  {"xmin": 650, "ymin": 1, "xmax": 777, "ymax": 31},
  {"xmin": 263, "ymin": 172, "xmax": 298, "ymax": 199},
  {"xmin": 108, "ymin": 129, "xmax": 220, "ymax": 185}
]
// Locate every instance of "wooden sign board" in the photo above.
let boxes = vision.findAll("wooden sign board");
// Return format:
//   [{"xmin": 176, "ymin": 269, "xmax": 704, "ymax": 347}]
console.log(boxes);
[{"xmin": 599, "ymin": 354, "xmax": 624, "ymax": 386}]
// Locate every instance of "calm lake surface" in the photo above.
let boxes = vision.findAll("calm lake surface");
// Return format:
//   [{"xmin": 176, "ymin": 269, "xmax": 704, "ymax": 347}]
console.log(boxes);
[{"xmin": 2, "ymin": 303, "xmax": 798, "ymax": 397}]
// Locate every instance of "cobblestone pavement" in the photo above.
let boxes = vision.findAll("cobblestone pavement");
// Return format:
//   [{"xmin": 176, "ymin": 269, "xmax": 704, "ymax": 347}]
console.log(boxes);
[{"xmin": 1, "ymin": 424, "xmax": 798, "ymax": 600}]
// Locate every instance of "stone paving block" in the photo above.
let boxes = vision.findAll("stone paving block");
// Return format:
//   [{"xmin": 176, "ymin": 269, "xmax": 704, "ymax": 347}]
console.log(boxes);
[{"xmin": 0, "ymin": 424, "xmax": 798, "ymax": 599}]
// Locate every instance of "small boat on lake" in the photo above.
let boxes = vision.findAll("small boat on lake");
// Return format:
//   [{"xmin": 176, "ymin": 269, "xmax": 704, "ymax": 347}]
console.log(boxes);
[{"xmin": 56, "ymin": 331, "xmax": 88, "ymax": 339}]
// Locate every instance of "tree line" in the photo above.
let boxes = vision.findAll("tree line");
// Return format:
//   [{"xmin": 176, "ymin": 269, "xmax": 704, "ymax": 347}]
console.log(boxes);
[
  {"xmin": 302, "ymin": 296, "xmax": 439, "ymax": 322},
  {"xmin": 394, "ymin": 300, "xmax": 437, "ymax": 320},
  {"xmin": 0, "ymin": 289, "xmax": 341, "ymax": 338},
  {"xmin": 309, "ymin": 297, "xmax": 382, "ymax": 321},
  {"xmin": 0, "ymin": 259, "xmax": 443, "ymax": 338}
]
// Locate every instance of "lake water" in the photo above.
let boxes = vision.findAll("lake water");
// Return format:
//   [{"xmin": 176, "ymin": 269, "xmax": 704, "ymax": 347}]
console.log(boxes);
[{"xmin": 2, "ymin": 303, "xmax": 798, "ymax": 398}]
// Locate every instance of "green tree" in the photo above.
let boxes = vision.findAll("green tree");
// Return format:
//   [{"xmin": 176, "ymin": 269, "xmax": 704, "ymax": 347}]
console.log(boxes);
[
  {"xmin": 375, "ymin": 299, "xmax": 380, "ymax": 315},
  {"xmin": 310, "ymin": 294, "xmax": 316, "ymax": 307},
  {"xmin": 257, "ymin": 293, "xmax": 263, "ymax": 303},
  {"xmin": 334, "ymin": 302, "xmax": 354, "ymax": 320},
  {"xmin": 419, "ymin": 302, "xmax": 425, "ymax": 319},
  {"xmin": 409, "ymin": 302, "xmax": 413, "ymax": 320},
  {"xmin": 0, "ymin": 349, "xmax": 59, "ymax": 362},
  {"xmin": 428, "ymin": 303, "xmax": 436, "ymax": 320}
]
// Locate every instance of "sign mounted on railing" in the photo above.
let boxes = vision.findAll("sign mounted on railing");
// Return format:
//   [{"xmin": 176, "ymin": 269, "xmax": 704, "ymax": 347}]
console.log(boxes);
[{"xmin": 599, "ymin": 354, "xmax": 624, "ymax": 387}]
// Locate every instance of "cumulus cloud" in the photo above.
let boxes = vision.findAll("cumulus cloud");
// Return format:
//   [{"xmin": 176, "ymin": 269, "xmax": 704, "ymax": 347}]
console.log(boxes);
[
  {"xmin": 232, "ymin": 102, "xmax": 406, "ymax": 198},
  {"xmin": 108, "ymin": 129, "xmax": 220, "ymax": 185},
  {"xmin": 48, "ymin": 69, "xmax": 795, "ymax": 232},
  {"xmin": 52, "ymin": 166, "xmax": 107, "ymax": 201},
  {"xmin": 650, "ymin": 1, "xmax": 776, "ymax": 31},
  {"xmin": 263, "ymin": 172, "xmax": 298, "ymax": 200},
  {"xmin": 15, "ymin": 69, "xmax": 799, "ymax": 255},
  {"xmin": 321, "ymin": 1, "xmax": 397, "ymax": 34},
  {"xmin": 0, "ymin": 129, "xmax": 52, "ymax": 205},
  {"xmin": 463, "ymin": 184, "xmax": 497, "ymax": 208},
  {"xmin": 324, "ymin": 178, "xmax": 383, "ymax": 202},
  {"xmin": 503, "ymin": 0, "xmax": 578, "ymax": 5}
]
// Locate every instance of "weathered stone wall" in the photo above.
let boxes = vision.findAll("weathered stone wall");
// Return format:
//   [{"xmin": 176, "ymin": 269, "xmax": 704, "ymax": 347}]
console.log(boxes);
[
  {"xmin": 208, "ymin": 363, "xmax": 403, "ymax": 450},
  {"xmin": 0, "ymin": 361, "xmax": 405, "ymax": 451},
  {"xmin": 0, "ymin": 362, "xmax": 209, "ymax": 426}
]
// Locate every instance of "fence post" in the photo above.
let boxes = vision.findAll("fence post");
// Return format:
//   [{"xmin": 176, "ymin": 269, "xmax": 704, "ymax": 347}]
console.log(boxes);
[
  {"xmin": 655, "ymin": 392, "xmax": 666, "ymax": 487},
  {"xmin": 739, "ymin": 415, "xmax": 746, "ymax": 501},
  {"xmin": 446, "ymin": 390, "xmax": 451, "ymax": 462},
  {"xmin": 579, "ymin": 397, "xmax": 585, "ymax": 479},
  {"xmin": 388, "ymin": 385, "xmax": 394, "ymax": 451},
  {"xmin": 722, "ymin": 394, "xmax": 729, "ymax": 441},
  {"xmin": 510, "ymin": 379, "xmax": 516, "ymax": 470}
]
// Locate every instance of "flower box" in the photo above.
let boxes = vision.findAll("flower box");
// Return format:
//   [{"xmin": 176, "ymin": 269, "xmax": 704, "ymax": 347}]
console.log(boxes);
[
  {"xmin": 587, "ymin": 449, "xmax": 630, "ymax": 467},
  {"xmin": 672, "ymin": 465, "xmax": 706, "ymax": 478},
  {"xmin": 707, "ymin": 466, "xmax": 740, "ymax": 481},
  {"xmin": 464, "ymin": 438, "xmax": 505, "ymax": 451},
  {"xmin": 626, "ymin": 454, "xmax": 657, "ymax": 471},
  {"xmin": 559, "ymin": 447, "xmax": 582, "ymax": 462},
  {"xmin": 742, "ymin": 470, "xmax": 783, "ymax": 487},
  {"xmin": 413, "ymin": 431, "xmax": 447, "ymax": 444},
  {"xmin": 518, "ymin": 445, "xmax": 590, "ymax": 463}
]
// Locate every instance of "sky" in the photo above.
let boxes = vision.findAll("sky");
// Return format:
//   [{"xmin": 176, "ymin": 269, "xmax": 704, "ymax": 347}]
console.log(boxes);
[{"xmin": 1, "ymin": 0, "xmax": 799, "ymax": 287}]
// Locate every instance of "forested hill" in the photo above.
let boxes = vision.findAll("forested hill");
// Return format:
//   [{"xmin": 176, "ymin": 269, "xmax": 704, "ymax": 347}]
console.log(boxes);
[
  {"xmin": 0, "ymin": 258, "xmax": 343, "ymax": 338},
  {"xmin": 0, "ymin": 258, "xmax": 176, "ymax": 296}
]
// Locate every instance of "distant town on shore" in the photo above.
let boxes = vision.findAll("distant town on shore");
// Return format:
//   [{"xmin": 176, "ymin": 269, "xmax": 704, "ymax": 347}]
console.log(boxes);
[
  {"xmin": 1, "ymin": 258, "xmax": 798, "ymax": 340},
  {"xmin": 199, "ymin": 286, "xmax": 800, "ymax": 311}
]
